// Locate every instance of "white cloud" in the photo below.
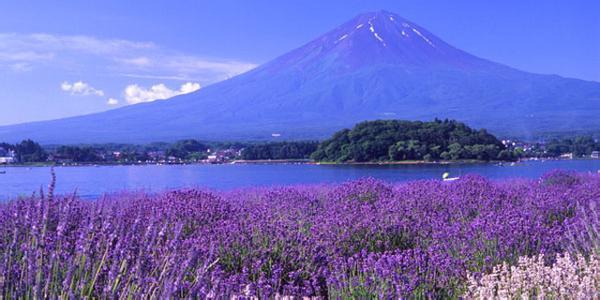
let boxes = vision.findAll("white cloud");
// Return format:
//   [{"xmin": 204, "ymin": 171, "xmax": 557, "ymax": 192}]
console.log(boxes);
[
  {"xmin": 13, "ymin": 33, "xmax": 154, "ymax": 55},
  {"xmin": 180, "ymin": 82, "xmax": 201, "ymax": 94},
  {"xmin": 119, "ymin": 73, "xmax": 194, "ymax": 81},
  {"xmin": 158, "ymin": 55, "xmax": 258, "ymax": 80},
  {"xmin": 107, "ymin": 98, "xmax": 119, "ymax": 105},
  {"xmin": 0, "ymin": 50, "xmax": 54, "ymax": 62},
  {"xmin": 10, "ymin": 63, "xmax": 33, "ymax": 72},
  {"xmin": 0, "ymin": 33, "xmax": 257, "ymax": 83},
  {"xmin": 119, "ymin": 56, "xmax": 151, "ymax": 67},
  {"xmin": 61, "ymin": 81, "xmax": 104, "ymax": 96},
  {"xmin": 124, "ymin": 82, "xmax": 201, "ymax": 104}
]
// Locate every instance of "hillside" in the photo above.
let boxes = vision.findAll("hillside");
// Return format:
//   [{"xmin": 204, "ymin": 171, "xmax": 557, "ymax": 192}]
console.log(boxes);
[
  {"xmin": 1, "ymin": 10, "xmax": 599, "ymax": 143},
  {"xmin": 311, "ymin": 119, "xmax": 512, "ymax": 162}
]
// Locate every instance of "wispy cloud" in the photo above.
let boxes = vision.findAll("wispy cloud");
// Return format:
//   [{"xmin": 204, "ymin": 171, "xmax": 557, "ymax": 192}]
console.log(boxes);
[
  {"xmin": 0, "ymin": 50, "xmax": 54, "ymax": 61},
  {"xmin": 118, "ymin": 56, "xmax": 151, "ymax": 67},
  {"xmin": 115, "ymin": 54, "xmax": 257, "ymax": 83},
  {"xmin": 61, "ymin": 81, "xmax": 104, "ymax": 96},
  {"xmin": 9, "ymin": 63, "xmax": 34, "ymax": 72},
  {"xmin": 124, "ymin": 82, "xmax": 201, "ymax": 104},
  {"xmin": 0, "ymin": 33, "xmax": 257, "ymax": 84},
  {"xmin": 0, "ymin": 33, "xmax": 154, "ymax": 56},
  {"xmin": 119, "ymin": 73, "xmax": 195, "ymax": 81},
  {"xmin": 107, "ymin": 98, "xmax": 119, "ymax": 105},
  {"xmin": 157, "ymin": 55, "xmax": 258, "ymax": 80}
]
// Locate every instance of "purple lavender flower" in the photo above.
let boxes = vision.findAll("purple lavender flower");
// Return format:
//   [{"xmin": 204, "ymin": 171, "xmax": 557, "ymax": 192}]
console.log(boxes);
[{"xmin": 0, "ymin": 171, "xmax": 598, "ymax": 298}]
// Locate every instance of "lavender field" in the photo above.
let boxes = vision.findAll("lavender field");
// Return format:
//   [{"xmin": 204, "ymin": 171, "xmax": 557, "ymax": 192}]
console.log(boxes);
[{"xmin": 1, "ymin": 170, "xmax": 598, "ymax": 298}]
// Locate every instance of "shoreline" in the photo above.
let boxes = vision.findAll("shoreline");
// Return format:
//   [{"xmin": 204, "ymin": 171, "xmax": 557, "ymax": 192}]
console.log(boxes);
[
  {"xmin": 314, "ymin": 160, "xmax": 451, "ymax": 165},
  {"xmin": 0, "ymin": 159, "xmax": 491, "ymax": 167},
  {"xmin": 0, "ymin": 157, "xmax": 589, "ymax": 168}
]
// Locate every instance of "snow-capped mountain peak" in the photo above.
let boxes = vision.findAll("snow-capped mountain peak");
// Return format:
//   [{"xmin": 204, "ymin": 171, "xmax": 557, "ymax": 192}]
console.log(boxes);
[
  {"xmin": 1, "ymin": 10, "xmax": 599, "ymax": 143},
  {"xmin": 257, "ymin": 10, "xmax": 492, "ymax": 74}
]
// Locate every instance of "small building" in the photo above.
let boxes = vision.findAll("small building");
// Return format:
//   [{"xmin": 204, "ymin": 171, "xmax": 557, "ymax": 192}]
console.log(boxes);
[
  {"xmin": 592, "ymin": 151, "xmax": 600, "ymax": 159},
  {"xmin": 0, "ymin": 148, "xmax": 16, "ymax": 164},
  {"xmin": 47, "ymin": 154, "xmax": 73, "ymax": 164},
  {"xmin": 0, "ymin": 156, "xmax": 15, "ymax": 164},
  {"xmin": 148, "ymin": 151, "xmax": 165, "ymax": 161},
  {"xmin": 560, "ymin": 153, "xmax": 573, "ymax": 160}
]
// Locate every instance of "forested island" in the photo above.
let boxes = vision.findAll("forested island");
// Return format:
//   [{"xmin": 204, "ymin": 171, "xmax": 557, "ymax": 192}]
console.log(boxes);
[{"xmin": 311, "ymin": 119, "xmax": 517, "ymax": 162}]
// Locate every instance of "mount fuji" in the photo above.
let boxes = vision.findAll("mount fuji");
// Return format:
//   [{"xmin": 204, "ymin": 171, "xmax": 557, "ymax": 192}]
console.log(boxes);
[{"xmin": 1, "ymin": 10, "xmax": 600, "ymax": 143}]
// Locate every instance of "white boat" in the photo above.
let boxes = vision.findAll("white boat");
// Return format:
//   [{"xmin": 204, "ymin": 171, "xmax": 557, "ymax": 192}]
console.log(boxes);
[{"xmin": 442, "ymin": 172, "xmax": 459, "ymax": 181}]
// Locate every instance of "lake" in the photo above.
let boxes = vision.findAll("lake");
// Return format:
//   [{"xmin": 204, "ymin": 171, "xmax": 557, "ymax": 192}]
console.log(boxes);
[{"xmin": 1, "ymin": 159, "xmax": 600, "ymax": 200}]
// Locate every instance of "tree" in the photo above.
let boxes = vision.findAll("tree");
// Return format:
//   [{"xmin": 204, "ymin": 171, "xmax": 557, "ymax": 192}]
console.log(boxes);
[
  {"xmin": 573, "ymin": 136, "xmax": 596, "ymax": 156},
  {"xmin": 388, "ymin": 141, "xmax": 408, "ymax": 161},
  {"xmin": 406, "ymin": 140, "xmax": 424, "ymax": 160},
  {"xmin": 166, "ymin": 139, "xmax": 208, "ymax": 159},
  {"xmin": 497, "ymin": 149, "xmax": 516, "ymax": 161},
  {"xmin": 242, "ymin": 141, "xmax": 319, "ymax": 160},
  {"xmin": 15, "ymin": 139, "xmax": 47, "ymax": 162},
  {"xmin": 447, "ymin": 143, "xmax": 463, "ymax": 160},
  {"xmin": 56, "ymin": 146, "xmax": 102, "ymax": 162},
  {"xmin": 429, "ymin": 145, "xmax": 442, "ymax": 159},
  {"xmin": 0, "ymin": 142, "xmax": 14, "ymax": 151}
]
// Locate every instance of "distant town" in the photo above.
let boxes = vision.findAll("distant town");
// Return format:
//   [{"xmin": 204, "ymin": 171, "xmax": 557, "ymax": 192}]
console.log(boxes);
[{"xmin": 0, "ymin": 139, "xmax": 319, "ymax": 166}]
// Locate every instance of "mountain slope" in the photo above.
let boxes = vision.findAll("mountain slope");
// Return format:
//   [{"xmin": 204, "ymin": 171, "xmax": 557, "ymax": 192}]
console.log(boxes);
[{"xmin": 1, "ymin": 10, "xmax": 599, "ymax": 143}]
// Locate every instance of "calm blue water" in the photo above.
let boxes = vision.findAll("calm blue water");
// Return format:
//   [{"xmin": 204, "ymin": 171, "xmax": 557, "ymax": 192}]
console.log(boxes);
[{"xmin": 1, "ymin": 160, "xmax": 600, "ymax": 200}]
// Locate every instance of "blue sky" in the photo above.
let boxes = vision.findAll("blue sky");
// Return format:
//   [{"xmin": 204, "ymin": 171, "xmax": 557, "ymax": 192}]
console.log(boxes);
[{"xmin": 1, "ymin": 0, "xmax": 599, "ymax": 125}]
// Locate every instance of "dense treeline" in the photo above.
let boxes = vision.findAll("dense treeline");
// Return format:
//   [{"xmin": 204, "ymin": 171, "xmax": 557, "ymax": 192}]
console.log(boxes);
[
  {"xmin": 241, "ymin": 141, "xmax": 319, "ymax": 160},
  {"xmin": 0, "ymin": 139, "xmax": 317, "ymax": 163},
  {"xmin": 2, "ymin": 124, "xmax": 597, "ymax": 164},
  {"xmin": 311, "ymin": 119, "xmax": 515, "ymax": 162},
  {"xmin": 544, "ymin": 136, "xmax": 599, "ymax": 157},
  {"xmin": 165, "ymin": 139, "xmax": 209, "ymax": 160},
  {"xmin": 0, "ymin": 139, "xmax": 47, "ymax": 163},
  {"xmin": 55, "ymin": 146, "xmax": 101, "ymax": 162}
]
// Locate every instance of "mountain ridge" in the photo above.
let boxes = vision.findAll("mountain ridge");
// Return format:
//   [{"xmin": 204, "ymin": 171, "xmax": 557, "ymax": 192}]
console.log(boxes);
[{"xmin": 1, "ymin": 10, "xmax": 599, "ymax": 143}]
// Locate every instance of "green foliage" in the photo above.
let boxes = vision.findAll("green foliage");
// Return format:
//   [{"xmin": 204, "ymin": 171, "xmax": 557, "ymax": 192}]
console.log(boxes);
[
  {"xmin": 55, "ymin": 146, "xmax": 102, "ymax": 162},
  {"xmin": 544, "ymin": 136, "xmax": 599, "ymax": 157},
  {"xmin": 117, "ymin": 150, "xmax": 150, "ymax": 162},
  {"xmin": 14, "ymin": 139, "xmax": 47, "ymax": 162},
  {"xmin": 312, "ymin": 119, "xmax": 509, "ymax": 162},
  {"xmin": 0, "ymin": 142, "xmax": 14, "ymax": 152},
  {"xmin": 241, "ymin": 141, "xmax": 319, "ymax": 160},
  {"xmin": 497, "ymin": 149, "xmax": 515, "ymax": 161},
  {"xmin": 166, "ymin": 139, "xmax": 208, "ymax": 159}
]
